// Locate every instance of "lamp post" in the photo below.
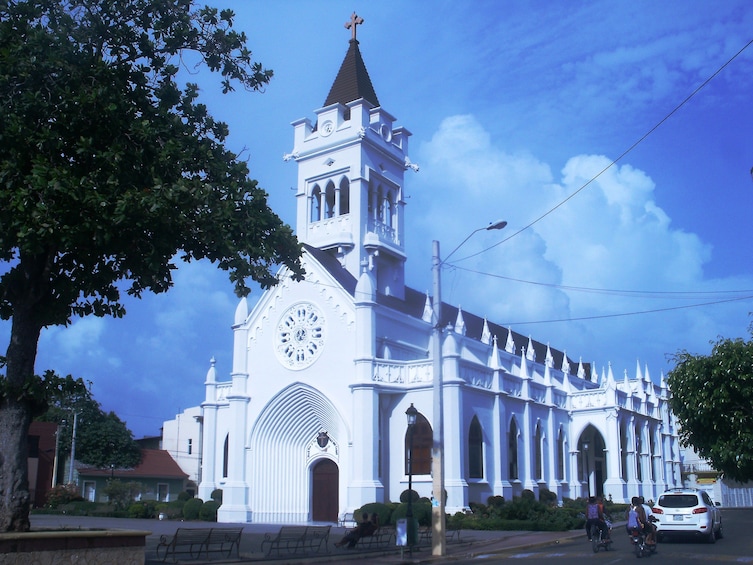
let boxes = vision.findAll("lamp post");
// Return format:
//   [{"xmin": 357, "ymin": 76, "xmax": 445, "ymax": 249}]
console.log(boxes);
[
  {"xmin": 431, "ymin": 219, "xmax": 507, "ymax": 556},
  {"xmin": 583, "ymin": 441, "xmax": 590, "ymax": 497},
  {"xmin": 406, "ymin": 403, "xmax": 418, "ymax": 548}
]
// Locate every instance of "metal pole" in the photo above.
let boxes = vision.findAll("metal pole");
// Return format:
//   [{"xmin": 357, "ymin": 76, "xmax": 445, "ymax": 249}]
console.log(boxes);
[
  {"xmin": 407, "ymin": 421, "xmax": 414, "ymax": 548},
  {"xmin": 431, "ymin": 239, "xmax": 446, "ymax": 556},
  {"xmin": 51, "ymin": 424, "xmax": 61, "ymax": 488},
  {"xmin": 68, "ymin": 411, "xmax": 78, "ymax": 485}
]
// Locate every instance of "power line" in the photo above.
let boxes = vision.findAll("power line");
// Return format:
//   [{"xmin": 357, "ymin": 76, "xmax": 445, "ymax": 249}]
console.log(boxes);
[
  {"xmin": 500, "ymin": 294, "xmax": 753, "ymax": 326},
  {"xmin": 451, "ymin": 264, "xmax": 753, "ymax": 299},
  {"xmin": 457, "ymin": 35, "xmax": 753, "ymax": 263}
]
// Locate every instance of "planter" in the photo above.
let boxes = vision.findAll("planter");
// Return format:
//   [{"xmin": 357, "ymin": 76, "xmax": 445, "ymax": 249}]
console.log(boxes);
[{"xmin": 0, "ymin": 528, "xmax": 150, "ymax": 565}]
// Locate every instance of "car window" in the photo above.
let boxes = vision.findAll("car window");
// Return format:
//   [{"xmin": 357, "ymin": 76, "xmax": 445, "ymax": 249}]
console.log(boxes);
[
  {"xmin": 701, "ymin": 492, "xmax": 713, "ymax": 505},
  {"xmin": 657, "ymin": 494, "xmax": 699, "ymax": 508}
]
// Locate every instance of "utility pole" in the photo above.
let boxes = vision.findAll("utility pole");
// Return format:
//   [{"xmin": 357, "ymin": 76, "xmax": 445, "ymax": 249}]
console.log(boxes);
[{"xmin": 67, "ymin": 411, "xmax": 78, "ymax": 484}]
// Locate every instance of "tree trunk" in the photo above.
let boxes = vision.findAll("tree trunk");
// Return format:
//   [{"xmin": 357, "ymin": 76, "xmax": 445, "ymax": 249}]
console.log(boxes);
[{"xmin": 0, "ymin": 305, "xmax": 43, "ymax": 532}]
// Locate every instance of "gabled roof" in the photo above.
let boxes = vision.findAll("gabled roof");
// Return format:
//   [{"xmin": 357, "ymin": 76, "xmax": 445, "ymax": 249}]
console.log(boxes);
[
  {"xmin": 305, "ymin": 245, "xmax": 589, "ymax": 378},
  {"xmin": 324, "ymin": 39, "xmax": 380, "ymax": 108},
  {"xmin": 76, "ymin": 449, "xmax": 188, "ymax": 480}
]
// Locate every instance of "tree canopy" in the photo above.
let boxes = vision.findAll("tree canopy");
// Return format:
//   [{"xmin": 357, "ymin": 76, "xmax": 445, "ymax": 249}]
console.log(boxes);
[
  {"xmin": 0, "ymin": 0, "xmax": 303, "ymax": 531},
  {"xmin": 667, "ymin": 330, "xmax": 753, "ymax": 483},
  {"xmin": 36, "ymin": 373, "xmax": 141, "ymax": 471}
]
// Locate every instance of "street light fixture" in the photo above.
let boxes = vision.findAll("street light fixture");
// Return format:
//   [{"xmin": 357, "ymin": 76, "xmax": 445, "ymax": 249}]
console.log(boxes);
[
  {"xmin": 406, "ymin": 403, "xmax": 418, "ymax": 548},
  {"xmin": 431, "ymin": 219, "xmax": 507, "ymax": 556}
]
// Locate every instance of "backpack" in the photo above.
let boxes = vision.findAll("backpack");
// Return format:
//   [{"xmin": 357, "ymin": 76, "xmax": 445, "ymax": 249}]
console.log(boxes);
[{"xmin": 627, "ymin": 506, "xmax": 641, "ymax": 529}]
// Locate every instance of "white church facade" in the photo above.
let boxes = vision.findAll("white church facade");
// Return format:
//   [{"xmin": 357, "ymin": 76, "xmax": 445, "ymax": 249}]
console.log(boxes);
[{"xmin": 163, "ymin": 22, "xmax": 683, "ymax": 524}]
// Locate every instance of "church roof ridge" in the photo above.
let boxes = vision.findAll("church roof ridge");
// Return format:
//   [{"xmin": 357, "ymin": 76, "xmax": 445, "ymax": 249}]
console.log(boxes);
[
  {"xmin": 302, "ymin": 243, "xmax": 590, "ymax": 379},
  {"xmin": 323, "ymin": 19, "xmax": 380, "ymax": 108}
]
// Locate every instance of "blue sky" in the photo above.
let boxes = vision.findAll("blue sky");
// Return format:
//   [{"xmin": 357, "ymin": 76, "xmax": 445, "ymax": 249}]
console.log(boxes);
[{"xmin": 3, "ymin": 1, "xmax": 753, "ymax": 438}]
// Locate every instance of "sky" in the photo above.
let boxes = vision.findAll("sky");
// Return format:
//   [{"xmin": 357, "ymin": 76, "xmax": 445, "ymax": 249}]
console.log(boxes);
[{"xmin": 3, "ymin": 1, "xmax": 753, "ymax": 439}]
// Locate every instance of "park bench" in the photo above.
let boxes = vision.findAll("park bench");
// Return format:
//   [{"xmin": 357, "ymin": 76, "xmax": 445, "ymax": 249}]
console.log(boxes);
[
  {"xmin": 156, "ymin": 527, "xmax": 243, "ymax": 562},
  {"xmin": 260, "ymin": 525, "xmax": 330, "ymax": 557},
  {"xmin": 356, "ymin": 525, "xmax": 395, "ymax": 549},
  {"xmin": 339, "ymin": 511, "xmax": 356, "ymax": 527},
  {"xmin": 418, "ymin": 526, "xmax": 461, "ymax": 546}
]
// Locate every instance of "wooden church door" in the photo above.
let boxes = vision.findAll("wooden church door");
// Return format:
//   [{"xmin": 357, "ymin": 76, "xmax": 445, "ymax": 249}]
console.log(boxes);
[{"xmin": 311, "ymin": 459, "xmax": 338, "ymax": 522}]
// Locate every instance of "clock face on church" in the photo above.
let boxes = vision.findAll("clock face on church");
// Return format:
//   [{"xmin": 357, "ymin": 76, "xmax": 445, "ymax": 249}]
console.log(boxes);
[{"xmin": 275, "ymin": 302, "xmax": 326, "ymax": 369}]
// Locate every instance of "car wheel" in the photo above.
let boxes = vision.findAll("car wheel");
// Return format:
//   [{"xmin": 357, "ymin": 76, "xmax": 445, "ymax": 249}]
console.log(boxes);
[
  {"xmin": 716, "ymin": 520, "xmax": 723, "ymax": 539},
  {"xmin": 707, "ymin": 526, "xmax": 716, "ymax": 544}
]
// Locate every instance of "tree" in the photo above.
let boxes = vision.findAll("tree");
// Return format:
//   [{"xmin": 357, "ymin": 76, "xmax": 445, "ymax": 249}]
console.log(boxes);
[
  {"xmin": 0, "ymin": 0, "xmax": 304, "ymax": 531},
  {"xmin": 36, "ymin": 374, "xmax": 141, "ymax": 471},
  {"xmin": 667, "ymin": 331, "xmax": 753, "ymax": 482}
]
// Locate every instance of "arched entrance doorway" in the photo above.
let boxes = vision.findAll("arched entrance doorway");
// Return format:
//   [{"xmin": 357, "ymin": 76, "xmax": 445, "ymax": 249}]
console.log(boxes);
[
  {"xmin": 579, "ymin": 426, "xmax": 607, "ymax": 497},
  {"xmin": 311, "ymin": 459, "xmax": 338, "ymax": 522}
]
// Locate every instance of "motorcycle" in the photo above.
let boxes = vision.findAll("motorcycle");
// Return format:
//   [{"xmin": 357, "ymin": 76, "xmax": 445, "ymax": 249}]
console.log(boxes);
[
  {"xmin": 628, "ymin": 522, "xmax": 657, "ymax": 558},
  {"xmin": 590, "ymin": 518, "xmax": 613, "ymax": 553}
]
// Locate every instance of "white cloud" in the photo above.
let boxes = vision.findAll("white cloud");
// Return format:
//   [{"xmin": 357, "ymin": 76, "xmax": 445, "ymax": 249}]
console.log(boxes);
[{"xmin": 407, "ymin": 114, "xmax": 751, "ymax": 376}]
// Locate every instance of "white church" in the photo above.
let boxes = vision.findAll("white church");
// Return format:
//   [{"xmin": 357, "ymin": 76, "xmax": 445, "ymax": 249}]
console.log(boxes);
[{"xmin": 162, "ymin": 17, "xmax": 683, "ymax": 524}]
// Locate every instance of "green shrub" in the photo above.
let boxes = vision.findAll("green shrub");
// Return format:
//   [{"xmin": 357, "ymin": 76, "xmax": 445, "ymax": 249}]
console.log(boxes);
[
  {"xmin": 391, "ymin": 499, "xmax": 431, "ymax": 526},
  {"xmin": 210, "ymin": 489, "xmax": 223, "ymax": 503},
  {"xmin": 156, "ymin": 500, "xmax": 184, "ymax": 520},
  {"xmin": 353, "ymin": 502, "xmax": 392, "ymax": 527},
  {"xmin": 399, "ymin": 489, "xmax": 420, "ymax": 503},
  {"xmin": 539, "ymin": 488, "xmax": 558, "ymax": 505},
  {"xmin": 200, "ymin": 500, "xmax": 221, "ymax": 521},
  {"xmin": 177, "ymin": 491, "xmax": 192, "ymax": 502},
  {"xmin": 182, "ymin": 497, "xmax": 204, "ymax": 520},
  {"xmin": 46, "ymin": 484, "xmax": 84, "ymax": 508},
  {"xmin": 127, "ymin": 501, "xmax": 150, "ymax": 519}
]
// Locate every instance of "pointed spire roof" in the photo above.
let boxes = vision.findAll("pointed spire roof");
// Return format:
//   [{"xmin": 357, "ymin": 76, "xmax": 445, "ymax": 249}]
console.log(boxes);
[
  {"xmin": 505, "ymin": 327, "xmax": 515, "ymax": 354},
  {"xmin": 490, "ymin": 335, "xmax": 501, "ymax": 370},
  {"xmin": 481, "ymin": 318, "xmax": 491, "ymax": 345},
  {"xmin": 324, "ymin": 18, "xmax": 380, "ymax": 109},
  {"xmin": 454, "ymin": 306, "xmax": 466, "ymax": 335},
  {"xmin": 422, "ymin": 291, "xmax": 432, "ymax": 323}
]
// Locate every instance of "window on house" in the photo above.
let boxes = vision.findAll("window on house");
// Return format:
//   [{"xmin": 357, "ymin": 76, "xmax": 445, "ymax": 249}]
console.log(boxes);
[
  {"xmin": 405, "ymin": 412, "xmax": 432, "ymax": 475},
  {"xmin": 469, "ymin": 416, "xmax": 483, "ymax": 479}
]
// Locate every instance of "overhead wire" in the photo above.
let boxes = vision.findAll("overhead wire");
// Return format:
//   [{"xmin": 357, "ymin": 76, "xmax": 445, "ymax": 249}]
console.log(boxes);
[
  {"xmin": 443, "ymin": 36, "xmax": 753, "ymax": 323},
  {"xmin": 455, "ymin": 35, "xmax": 753, "ymax": 264}
]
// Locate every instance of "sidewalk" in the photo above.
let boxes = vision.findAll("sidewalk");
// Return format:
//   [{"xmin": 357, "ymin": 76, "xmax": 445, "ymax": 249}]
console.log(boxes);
[{"xmin": 30, "ymin": 513, "xmax": 592, "ymax": 564}]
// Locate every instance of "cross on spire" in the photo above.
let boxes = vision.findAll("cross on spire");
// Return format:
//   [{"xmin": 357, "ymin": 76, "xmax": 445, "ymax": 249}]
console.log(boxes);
[{"xmin": 345, "ymin": 12, "xmax": 364, "ymax": 41}]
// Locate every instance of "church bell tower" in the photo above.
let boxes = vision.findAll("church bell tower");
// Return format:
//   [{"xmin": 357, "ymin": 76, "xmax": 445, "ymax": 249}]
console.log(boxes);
[{"xmin": 286, "ymin": 13, "xmax": 412, "ymax": 300}]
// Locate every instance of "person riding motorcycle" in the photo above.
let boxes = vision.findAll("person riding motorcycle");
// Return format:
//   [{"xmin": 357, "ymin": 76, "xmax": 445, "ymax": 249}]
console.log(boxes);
[
  {"xmin": 585, "ymin": 496, "xmax": 610, "ymax": 542},
  {"xmin": 639, "ymin": 496, "xmax": 657, "ymax": 545}
]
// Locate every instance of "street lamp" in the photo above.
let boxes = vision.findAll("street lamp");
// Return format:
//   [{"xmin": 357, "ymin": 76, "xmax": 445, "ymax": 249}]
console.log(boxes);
[
  {"xmin": 431, "ymin": 219, "xmax": 507, "ymax": 556},
  {"xmin": 406, "ymin": 403, "xmax": 418, "ymax": 548},
  {"xmin": 583, "ymin": 441, "xmax": 590, "ymax": 497}
]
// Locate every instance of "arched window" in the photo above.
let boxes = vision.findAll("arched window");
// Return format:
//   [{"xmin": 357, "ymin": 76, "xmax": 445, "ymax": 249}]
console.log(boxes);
[
  {"xmin": 556, "ymin": 428, "xmax": 565, "ymax": 480},
  {"xmin": 469, "ymin": 416, "xmax": 483, "ymax": 479},
  {"xmin": 405, "ymin": 412, "xmax": 432, "ymax": 475},
  {"xmin": 325, "ymin": 181, "xmax": 336, "ymax": 218},
  {"xmin": 508, "ymin": 418, "xmax": 518, "ymax": 480},
  {"xmin": 339, "ymin": 178, "xmax": 350, "ymax": 215},
  {"xmin": 376, "ymin": 186, "xmax": 384, "ymax": 222},
  {"xmin": 222, "ymin": 434, "xmax": 229, "ymax": 478},
  {"xmin": 620, "ymin": 423, "xmax": 628, "ymax": 480},
  {"xmin": 310, "ymin": 185, "xmax": 321, "ymax": 222},
  {"xmin": 635, "ymin": 424, "xmax": 642, "ymax": 482},
  {"xmin": 383, "ymin": 190, "xmax": 394, "ymax": 228},
  {"xmin": 534, "ymin": 422, "xmax": 543, "ymax": 480}
]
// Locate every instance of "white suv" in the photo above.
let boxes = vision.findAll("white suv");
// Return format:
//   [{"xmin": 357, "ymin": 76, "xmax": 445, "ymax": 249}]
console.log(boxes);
[{"xmin": 652, "ymin": 488, "xmax": 723, "ymax": 543}]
